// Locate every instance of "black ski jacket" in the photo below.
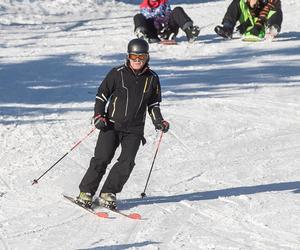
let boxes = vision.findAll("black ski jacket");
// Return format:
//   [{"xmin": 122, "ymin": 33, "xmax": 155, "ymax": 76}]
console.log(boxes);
[{"xmin": 94, "ymin": 63, "xmax": 164, "ymax": 135}]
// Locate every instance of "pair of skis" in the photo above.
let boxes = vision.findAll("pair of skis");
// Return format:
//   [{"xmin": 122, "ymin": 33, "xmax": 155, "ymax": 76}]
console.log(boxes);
[{"xmin": 63, "ymin": 195, "xmax": 141, "ymax": 220}]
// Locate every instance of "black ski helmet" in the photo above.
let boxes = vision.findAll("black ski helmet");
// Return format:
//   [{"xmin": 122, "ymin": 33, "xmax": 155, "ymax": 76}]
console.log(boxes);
[{"xmin": 127, "ymin": 38, "xmax": 149, "ymax": 54}]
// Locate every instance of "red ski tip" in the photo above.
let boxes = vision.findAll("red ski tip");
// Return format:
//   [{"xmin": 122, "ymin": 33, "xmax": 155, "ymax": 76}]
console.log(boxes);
[
  {"xmin": 96, "ymin": 212, "xmax": 109, "ymax": 218},
  {"xmin": 128, "ymin": 213, "xmax": 141, "ymax": 220}
]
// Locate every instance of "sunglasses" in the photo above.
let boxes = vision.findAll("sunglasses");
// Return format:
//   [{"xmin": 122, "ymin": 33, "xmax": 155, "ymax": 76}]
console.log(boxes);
[{"xmin": 128, "ymin": 53, "xmax": 148, "ymax": 62}]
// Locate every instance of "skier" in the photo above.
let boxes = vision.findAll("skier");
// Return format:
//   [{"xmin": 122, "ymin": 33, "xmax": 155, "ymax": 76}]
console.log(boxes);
[
  {"xmin": 133, "ymin": 0, "xmax": 200, "ymax": 43},
  {"xmin": 76, "ymin": 38, "xmax": 169, "ymax": 209},
  {"xmin": 214, "ymin": 0, "xmax": 282, "ymax": 39}
]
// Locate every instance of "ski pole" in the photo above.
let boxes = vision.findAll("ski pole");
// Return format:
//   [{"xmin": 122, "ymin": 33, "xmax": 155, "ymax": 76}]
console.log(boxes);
[
  {"xmin": 32, "ymin": 127, "xmax": 97, "ymax": 185},
  {"xmin": 140, "ymin": 131, "xmax": 164, "ymax": 198}
]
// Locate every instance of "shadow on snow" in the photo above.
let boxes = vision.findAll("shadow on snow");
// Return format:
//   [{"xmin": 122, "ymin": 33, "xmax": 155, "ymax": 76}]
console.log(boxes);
[
  {"xmin": 78, "ymin": 240, "xmax": 160, "ymax": 250},
  {"xmin": 0, "ymin": 54, "xmax": 114, "ymax": 123},
  {"xmin": 120, "ymin": 181, "xmax": 300, "ymax": 209},
  {"xmin": 1, "ymin": 37, "xmax": 300, "ymax": 124},
  {"xmin": 201, "ymin": 31, "xmax": 300, "ymax": 45},
  {"xmin": 157, "ymin": 45, "xmax": 300, "ymax": 94}
]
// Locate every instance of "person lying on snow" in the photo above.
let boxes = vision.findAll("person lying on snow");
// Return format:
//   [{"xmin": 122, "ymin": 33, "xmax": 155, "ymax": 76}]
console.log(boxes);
[
  {"xmin": 215, "ymin": 0, "xmax": 282, "ymax": 40},
  {"xmin": 133, "ymin": 0, "xmax": 200, "ymax": 43}
]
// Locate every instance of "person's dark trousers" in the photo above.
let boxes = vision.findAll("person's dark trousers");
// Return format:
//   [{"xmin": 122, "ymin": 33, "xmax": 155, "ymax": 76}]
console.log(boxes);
[
  {"xmin": 267, "ymin": 9, "xmax": 283, "ymax": 31},
  {"xmin": 222, "ymin": 0, "xmax": 241, "ymax": 28},
  {"xmin": 101, "ymin": 132, "xmax": 141, "ymax": 194},
  {"xmin": 168, "ymin": 7, "xmax": 193, "ymax": 32},
  {"xmin": 134, "ymin": 13, "xmax": 160, "ymax": 39},
  {"xmin": 79, "ymin": 129, "xmax": 119, "ymax": 196}
]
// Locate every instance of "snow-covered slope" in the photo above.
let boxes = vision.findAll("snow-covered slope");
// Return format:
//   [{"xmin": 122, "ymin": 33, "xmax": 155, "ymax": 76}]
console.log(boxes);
[{"xmin": 1, "ymin": 0, "xmax": 300, "ymax": 249}]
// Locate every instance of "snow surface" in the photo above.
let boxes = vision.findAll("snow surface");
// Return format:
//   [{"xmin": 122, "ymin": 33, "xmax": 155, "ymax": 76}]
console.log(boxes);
[{"xmin": 1, "ymin": 0, "xmax": 300, "ymax": 249}]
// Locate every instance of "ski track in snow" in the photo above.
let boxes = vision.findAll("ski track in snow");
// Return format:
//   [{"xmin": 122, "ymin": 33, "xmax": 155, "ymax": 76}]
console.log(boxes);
[{"xmin": 1, "ymin": 0, "xmax": 300, "ymax": 249}]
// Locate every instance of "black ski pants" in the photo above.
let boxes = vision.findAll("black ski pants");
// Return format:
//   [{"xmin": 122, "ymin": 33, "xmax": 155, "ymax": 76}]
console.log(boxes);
[
  {"xmin": 133, "ymin": 7, "xmax": 193, "ymax": 39},
  {"xmin": 222, "ymin": 0, "xmax": 283, "ymax": 31},
  {"xmin": 79, "ymin": 129, "xmax": 141, "ymax": 196}
]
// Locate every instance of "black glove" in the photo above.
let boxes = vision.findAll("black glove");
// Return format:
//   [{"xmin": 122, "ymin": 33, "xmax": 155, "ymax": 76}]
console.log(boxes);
[
  {"xmin": 154, "ymin": 120, "xmax": 169, "ymax": 133},
  {"xmin": 94, "ymin": 114, "xmax": 107, "ymax": 130},
  {"xmin": 236, "ymin": 19, "xmax": 252, "ymax": 34},
  {"xmin": 249, "ymin": 25, "xmax": 261, "ymax": 36}
]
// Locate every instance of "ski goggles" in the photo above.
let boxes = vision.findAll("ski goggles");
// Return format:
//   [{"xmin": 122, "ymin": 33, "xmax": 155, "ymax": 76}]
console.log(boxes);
[{"xmin": 128, "ymin": 53, "xmax": 148, "ymax": 62}]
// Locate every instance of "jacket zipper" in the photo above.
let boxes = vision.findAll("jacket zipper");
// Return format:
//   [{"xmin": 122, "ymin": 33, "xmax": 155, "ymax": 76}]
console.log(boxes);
[
  {"xmin": 111, "ymin": 97, "xmax": 118, "ymax": 117},
  {"xmin": 121, "ymin": 71, "xmax": 129, "ymax": 117},
  {"xmin": 135, "ymin": 77, "xmax": 150, "ymax": 117}
]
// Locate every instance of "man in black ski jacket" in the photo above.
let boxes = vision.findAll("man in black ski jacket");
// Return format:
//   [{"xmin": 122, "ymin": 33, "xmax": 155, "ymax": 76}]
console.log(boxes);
[{"xmin": 77, "ymin": 38, "xmax": 169, "ymax": 209}]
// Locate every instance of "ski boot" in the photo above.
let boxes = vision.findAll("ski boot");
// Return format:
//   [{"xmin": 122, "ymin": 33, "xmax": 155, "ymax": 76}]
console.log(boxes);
[
  {"xmin": 135, "ymin": 26, "xmax": 160, "ymax": 44},
  {"xmin": 135, "ymin": 26, "xmax": 147, "ymax": 40},
  {"xmin": 214, "ymin": 25, "xmax": 233, "ymax": 39},
  {"xmin": 99, "ymin": 193, "xmax": 117, "ymax": 210},
  {"xmin": 76, "ymin": 192, "xmax": 93, "ymax": 208},
  {"xmin": 184, "ymin": 25, "xmax": 200, "ymax": 43}
]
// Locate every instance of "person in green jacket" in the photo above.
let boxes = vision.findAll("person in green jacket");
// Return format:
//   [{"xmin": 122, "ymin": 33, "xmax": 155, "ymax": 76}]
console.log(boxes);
[{"xmin": 215, "ymin": 0, "xmax": 282, "ymax": 40}]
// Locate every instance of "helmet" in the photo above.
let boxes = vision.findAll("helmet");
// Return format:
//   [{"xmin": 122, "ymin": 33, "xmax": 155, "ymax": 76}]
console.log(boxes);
[{"xmin": 127, "ymin": 38, "xmax": 149, "ymax": 54}]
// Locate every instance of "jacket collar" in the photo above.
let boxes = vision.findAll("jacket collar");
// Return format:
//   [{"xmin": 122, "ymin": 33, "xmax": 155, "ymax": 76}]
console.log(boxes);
[{"xmin": 125, "ymin": 61, "xmax": 150, "ymax": 76}]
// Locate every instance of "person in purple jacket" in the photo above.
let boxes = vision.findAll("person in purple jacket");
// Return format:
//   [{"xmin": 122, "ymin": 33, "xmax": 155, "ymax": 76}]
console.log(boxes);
[{"xmin": 133, "ymin": 0, "xmax": 200, "ymax": 43}]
